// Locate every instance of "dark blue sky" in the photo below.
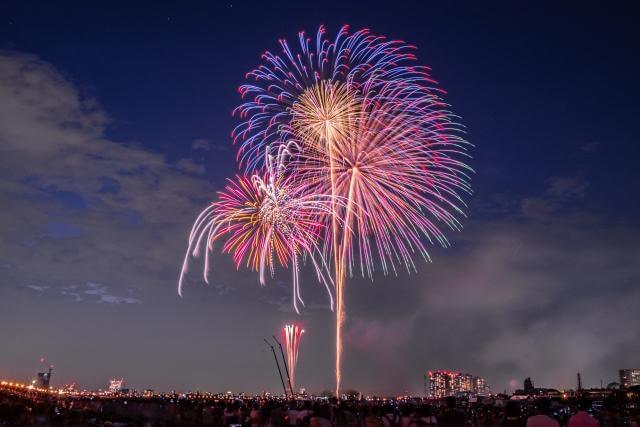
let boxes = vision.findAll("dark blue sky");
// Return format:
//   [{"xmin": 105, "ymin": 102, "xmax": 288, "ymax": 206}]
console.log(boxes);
[
  {"xmin": 1, "ymin": 1, "xmax": 639, "ymax": 394},
  {"xmin": 4, "ymin": 1, "xmax": 640, "ymax": 214}
]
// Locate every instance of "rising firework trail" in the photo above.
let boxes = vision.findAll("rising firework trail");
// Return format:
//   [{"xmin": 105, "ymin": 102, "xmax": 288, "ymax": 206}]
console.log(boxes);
[
  {"xmin": 282, "ymin": 324, "xmax": 305, "ymax": 392},
  {"xmin": 234, "ymin": 25, "xmax": 472, "ymax": 396}
]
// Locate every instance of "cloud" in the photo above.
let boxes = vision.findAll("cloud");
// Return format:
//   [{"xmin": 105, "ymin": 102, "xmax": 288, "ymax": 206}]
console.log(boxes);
[
  {"xmin": 519, "ymin": 176, "xmax": 589, "ymax": 219},
  {"xmin": 546, "ymin": 176, "xmax": 588, "ymax": 198},
  {"xmin": 343, "ymin": 215, "xmax": 640, "ymax": 394},
  {"xmin": 191, "ymin": 138, "xmax": 228, "ymax": 152},
  {"xmin": 23, "ymin": 282, "xmax": 142, "ymax": 304},
  {"xmin": 0, "ymin": 50, "xmax": 211, "ymax": 300},
  {"xmin": 25, "ymin": 285, "xmax": 48, "ymax": 292},
  {"xmin": 0, "ymin": 51, "xmax": 107, "ymax": 155},
  {"xmin": 520, "ymin": 197, "xmax": 558, "ymax": 220},
  {"xmin": 175, "ymin": 158, "xmax": 206, "ymax": 175},
  {"xmin": 331, "ymin": 171, "xmax": 635, "ymax": 393},
  {"xmin": 86, "ymin": 282, "xmax": 143, "ymax": 305},
  {"xmin": 97, "ymin": 294, "xmax": 141, "ymax": 304},
  {"xmin": 191, "ymin": 138, "xmax": 211, "ymax": 150}
]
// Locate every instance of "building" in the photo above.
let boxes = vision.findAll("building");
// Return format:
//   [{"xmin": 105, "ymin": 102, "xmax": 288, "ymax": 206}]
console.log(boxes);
[
  {"xmin": 474, "ymin": 376, "xmax": 488, "ymax": 394},
  {"xmin": 428, "ymin": 370, "xmax": 457, "ymax": 398},
  {"xmin": 619, "ymin": 369, "xmax": 640, "ymax": 388},
  {"xmin": 458, "ymin": 374, "xmax": 473, "ymax": 392},
  {"xmin": 109, "ymin": 378, "xmax": 125, "ymax": 393},
  {"xmin": 36, "ymin": 367, "xmax": 53, "ymax": 389},
  {"xmin": 428, "ymin": 370, "xmax": 489, "ymax": 398}
]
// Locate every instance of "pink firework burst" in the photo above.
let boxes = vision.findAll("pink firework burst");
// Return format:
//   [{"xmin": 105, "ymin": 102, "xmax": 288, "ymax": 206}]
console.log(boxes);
[{"xmin": 178, "ymin": 147, "xmax": 335, "ymax": 314}]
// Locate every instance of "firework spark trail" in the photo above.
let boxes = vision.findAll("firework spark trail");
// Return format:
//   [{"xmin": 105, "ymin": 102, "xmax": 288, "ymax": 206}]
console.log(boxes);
[
  {"xmin": 288, "ymin": 81, "xmax": 362, "ymax": 394},
  {"xmin": 283, "ymin": 324, "xmax": 305, "ymax": 391},
  {"xmin": 178, "ymin": 147, "xmax": 336, "ymax": 313},
  {"xmin": 232, "ymin": 25, "xmax": 472, "ymax": 397}
]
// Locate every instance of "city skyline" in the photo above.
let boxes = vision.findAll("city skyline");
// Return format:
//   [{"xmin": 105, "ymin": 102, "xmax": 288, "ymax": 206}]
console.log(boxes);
[
  {"xmin": 4, "ymin": 363, "xmax": 637, "ymax": 397},
  {"xmin": 1, "ymin": 1, "xmax": 639, "ymax": 395},
  {"xmin": 4, "ymin": 365, "xmax": 640, "ymax": 397}
]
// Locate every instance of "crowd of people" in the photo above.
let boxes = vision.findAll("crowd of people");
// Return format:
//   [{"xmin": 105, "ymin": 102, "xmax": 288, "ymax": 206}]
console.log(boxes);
[{"xmin": 0, "ymin": 389, "xmax": 638, "ymax": 427}]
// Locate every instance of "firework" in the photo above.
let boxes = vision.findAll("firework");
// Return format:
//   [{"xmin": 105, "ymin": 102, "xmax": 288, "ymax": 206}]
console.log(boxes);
[
  {"xmin": 178, "ymin": 146, "xmax": 335, "ymax": 314},
  {"xmin": 283, "ymin": 324, "xmax": 305, "ymax": 390},
  {"xmin": 234, "ymin": 25, "xmax": 472, "ymax": 396}
]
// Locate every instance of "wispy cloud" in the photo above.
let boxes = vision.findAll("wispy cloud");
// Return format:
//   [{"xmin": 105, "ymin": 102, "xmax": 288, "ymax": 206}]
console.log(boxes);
[
  {"xmin": 175, "ymin": 158, "xmax": 206, "ymax": 175},
  {"xmin": 519, "ymin": 175, "xmax": 589, "ymax": 219},
  {"xmin": 0, "ymin": 50, "xmax": 210, "ymax": 301},
  {"xmin": 84, "ymin": 282, "xmax": 142, "ymax": 304},
  {"xmin": 24, "ymin": 282, "xmax": 142, "ymax": 304},
  {"xmin": 25, "ymin": 285, "xmax": 49, "ymax": 292},
  {"xmin": 546, "ymin": 176, "xmax": 588, "ymax": 198},
  {"xmin": 191, "ymin": 138, "xmax": 228, "ymax": 152}
]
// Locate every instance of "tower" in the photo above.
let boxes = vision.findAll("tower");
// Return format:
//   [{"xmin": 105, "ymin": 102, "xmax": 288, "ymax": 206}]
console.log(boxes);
[
  {"xmin": 524, "ymin": 377, "xmax": 534, "ymax": 394},
  {"xmin": 577, "ymin": 372, "xmax": 582, "ymax": 391}
]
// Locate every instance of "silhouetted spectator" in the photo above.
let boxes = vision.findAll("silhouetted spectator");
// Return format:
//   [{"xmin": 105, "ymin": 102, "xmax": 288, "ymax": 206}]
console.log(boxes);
[
  {"xmin": 526, "ymin": 398, "xmax": 559, "ymax": 427},
  {"xmin": 364, "ymin": 405, "xmax": 385, "ymax": 427},
  {"xmin": 381, "ymin": 403, "xmax": 398, "ymax": 427},
  {"xmin": 598, "ymin": 395, "xmax": 622, "ymax": 427},
  {"xmin": 287, "ymin": 402, "xmax": 301, "ymax": 426},
  {"xmin": 502, "ymin": 401, "xmax": 525, "ymax": 427},
  {"xmin": 420, "ymin": 405, "xmax": 438, "ymax": 427},
  {"xmin": 569, "ymin": 399, "xmax": 599, "ymax": 427},
  {"xmin": 438, "ymin": 397, "xmax": 466, "ymax": 427},
  {"xmin": 334, "ymin": 401, "xmax": 358, "ymax": 427},
  {"xmin": 309, "ymin": 404, "xmax": 331, "ymax": 427}
]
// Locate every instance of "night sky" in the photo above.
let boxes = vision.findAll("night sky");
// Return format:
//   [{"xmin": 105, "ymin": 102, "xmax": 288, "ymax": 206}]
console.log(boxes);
[{"xmin": 1, "ymin": 1, "xmax": 639, "ymax": 395}]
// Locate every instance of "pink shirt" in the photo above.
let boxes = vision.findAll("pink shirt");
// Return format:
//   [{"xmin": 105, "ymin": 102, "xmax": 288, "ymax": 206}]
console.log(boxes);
[
  {"xmin": 569, "ymin": 411, "xmax": 600, "ymax": 427},
  {"xmin": 527, "ymin": 415, "xmax": 561, "ymax": 427}
]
